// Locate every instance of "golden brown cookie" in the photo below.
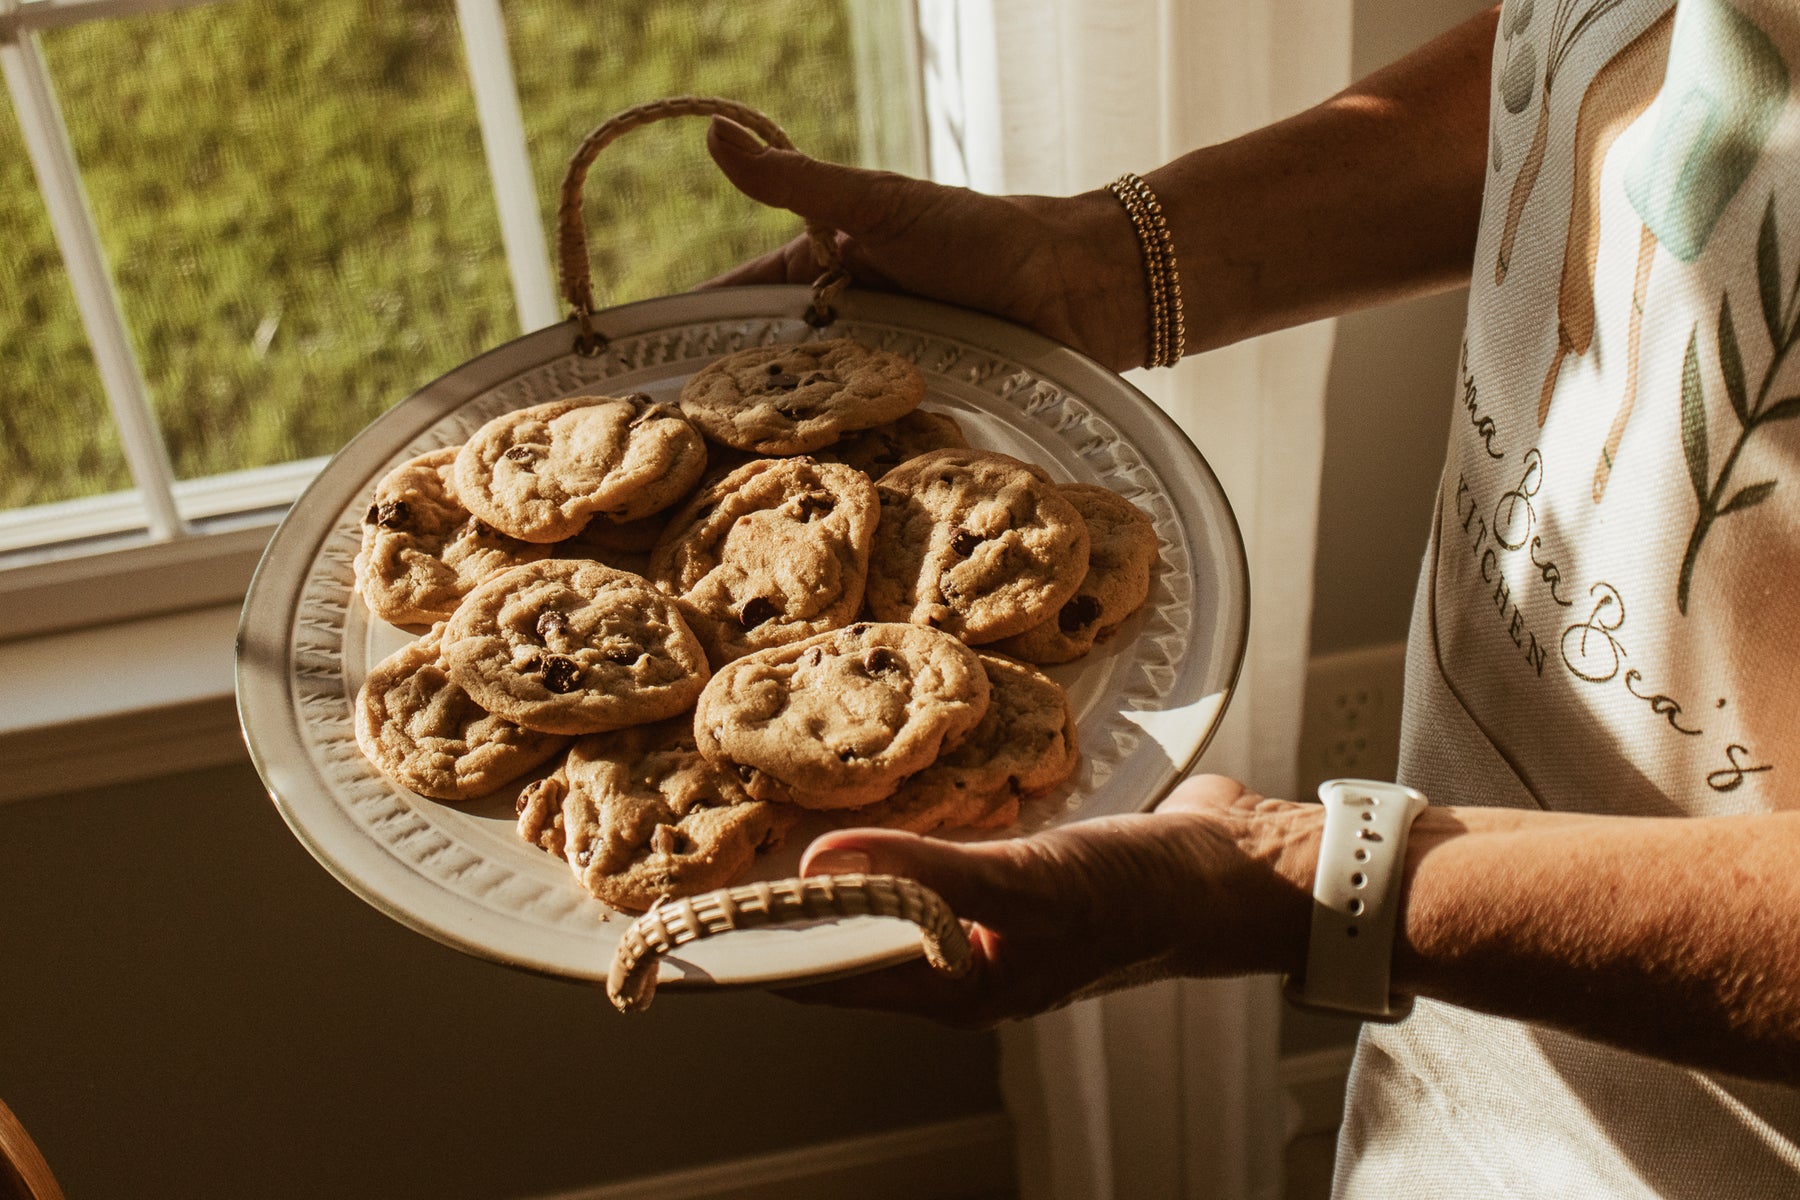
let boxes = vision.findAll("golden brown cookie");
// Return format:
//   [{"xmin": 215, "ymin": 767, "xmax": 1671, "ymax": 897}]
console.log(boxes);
[
  {"xmin": 866, "ymin": 449, "xmax": 1090, "ymax": 644},
  {"xmin": 868, "ymin": 653, "xmax": 1079, "ymax": 828},
  {"xmin": 813, "ymin": 409, "xmax": 968, "ymax": 478},
  {"xmin": 452, "ymin": 394, "xmax": 707, "ymax": 542},
  {"xmin": 647, "ymin": 457, "xmax": 879, "ymax": 666},
  {"xmin": 514, "ymin": 718, "xmax": 798, "ymax": 913},
  {"xmin": 694, "ymin": 622, "xmax": 990, "ymax": 810},
  {"xmin": 442, "ymin": 559, "xmax": 709, "ymax": 735},
  {"xmin": 990, "ymin": 484, "xmax": 1159, "ymax": 663},
  {"xmin": 678, "ymin": 338, "xmax": 925, "ymax": 455},
  {"xmin": 354, "ymin": 627, "xmax": 569, "ymax": 800},
  {"xmin": 353, "ymin": 447, "xmax": 550, "ymax": 625}
]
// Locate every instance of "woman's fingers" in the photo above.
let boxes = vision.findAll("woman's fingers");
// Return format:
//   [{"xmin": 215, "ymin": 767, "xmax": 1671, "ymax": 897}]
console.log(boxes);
[
  {"xmin": 706, "ymin": 116, "xmax": 932, "ymax": 239},
  {"xmin": 801, "ymin": 829, "xmax": 1039, "ymax": 928},
  {"xmin": 696, "ymin": 237, "xmax": 815, "ymax": 288}
]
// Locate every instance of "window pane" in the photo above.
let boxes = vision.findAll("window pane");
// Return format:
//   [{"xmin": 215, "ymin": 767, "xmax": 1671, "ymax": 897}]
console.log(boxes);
[
  {"xmin": 502, "ymin": 0, "xmax": 862, "ymax": 309},
  {"xmin": 0, "ymin": 92, "xmax": 130, "ymax": 511},
  {"xmin": 40, "ymin": 0, "xmax": 514, "ymax": 484},
  {"xmin": 12, "ymin": 0, "xmax": 867, "ymax": 516}
]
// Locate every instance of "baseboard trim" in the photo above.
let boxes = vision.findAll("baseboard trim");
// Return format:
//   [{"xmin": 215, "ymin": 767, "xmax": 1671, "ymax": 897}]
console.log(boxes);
[{"xmin": 520, "ymin": 1113, "xmax": 1015, "ymax": 1200}]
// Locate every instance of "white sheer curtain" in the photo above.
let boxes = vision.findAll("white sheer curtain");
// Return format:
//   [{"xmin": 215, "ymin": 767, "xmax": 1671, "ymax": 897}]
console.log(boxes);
[{"xmin": 916, "ymin": 1, "xmax": 1350, "ymax": 1196}]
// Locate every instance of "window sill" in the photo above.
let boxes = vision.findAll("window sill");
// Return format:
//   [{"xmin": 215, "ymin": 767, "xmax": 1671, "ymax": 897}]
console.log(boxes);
[{"xmin": 0, "ymin": 603, "xmax": 246, "ymax": 804}]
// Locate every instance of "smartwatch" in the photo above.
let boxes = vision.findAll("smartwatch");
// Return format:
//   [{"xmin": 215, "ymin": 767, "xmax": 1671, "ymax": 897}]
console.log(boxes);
[{"xmin": 1282, "ymin": 778, "xmax": 1429, "ymax": 1023}]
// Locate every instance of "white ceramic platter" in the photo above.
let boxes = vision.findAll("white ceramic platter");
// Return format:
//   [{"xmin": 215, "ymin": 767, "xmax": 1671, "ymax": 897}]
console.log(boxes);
[{"xmin": 237, "ymin": 286, "xmax": 1248, "ymax": 991}]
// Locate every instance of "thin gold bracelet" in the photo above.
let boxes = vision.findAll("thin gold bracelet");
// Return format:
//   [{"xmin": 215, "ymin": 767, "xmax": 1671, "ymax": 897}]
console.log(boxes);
[{"xmin": 1107, "ymin": 172, "xmax": 1186, "ymax": 369}]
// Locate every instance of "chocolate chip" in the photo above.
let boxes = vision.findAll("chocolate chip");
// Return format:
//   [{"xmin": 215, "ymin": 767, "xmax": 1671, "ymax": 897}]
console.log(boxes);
[
  {"xmin": 736, "ymin": 763, "xmax": 757, "ymax": 783},
  {"xmin": 766, "ymin": 362, "xmax": 785, "ymax": 375},
  {"xmin": 364, "ymin": 503, "xmax": 380, "ymax": 525},
  {"xmin": 1058, "ymin": 594, "xmax": 1103, "ymax": 632},
  {"xmin": 627, "ymin": 396, "xmax": 672, "ymax": 426},
  {"xmin": 503, "ymin": 445, "xmax": 536, "ymax": 467},
  {"xmin": 374, "ymin": 500, "xmax": 410, "ymax": 530},
  {"xmin": 864, "ymin": 647, "xmax": 902, "ymax": 676},
  {"xmin": 605, "ymin": 646, "xmax": 642, "ymax": 665},
  {"xmin": 739, "ymin": 596, "xmax": 779, "ymax": 628},
  {"xmin": 792, "ymin": 494, "xmax": 834, "ymax": 521},
  {"xmin": 536, "ymin": 610, "xmax": 570, "ymax": 639},
  {"xmin": 837, "ymin": 748, "xmax": 860, "ymax": 762},
  {"xmin": 650, "ymin": 824, "xmax": 680, "ymax": 856},
  {"xmin": 951, "ymin": 530, "xmax": 980, "ymax": 556},
  {"xmin": 540, "ymin": 655, "xmax": 582, "ymax": 693},
  {"xmin": 850, "ymin": 623, "xmax": 871, "ymax": 636}
]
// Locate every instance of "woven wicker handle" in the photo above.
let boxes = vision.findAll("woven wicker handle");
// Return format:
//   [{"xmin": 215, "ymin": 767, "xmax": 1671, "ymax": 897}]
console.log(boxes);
[
  {"xmin": 558, "ymin": 95, "xmax": 851, "ymax": 352},
  {"xmin": 606, "ymin": 873, "xmax": 971, "ymax": 1013}
]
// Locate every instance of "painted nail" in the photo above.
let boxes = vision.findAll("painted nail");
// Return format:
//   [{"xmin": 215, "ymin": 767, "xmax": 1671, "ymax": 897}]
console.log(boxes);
[{"xmin": 804, "ymin": 848, "xmax": 872, "ymax": 876}]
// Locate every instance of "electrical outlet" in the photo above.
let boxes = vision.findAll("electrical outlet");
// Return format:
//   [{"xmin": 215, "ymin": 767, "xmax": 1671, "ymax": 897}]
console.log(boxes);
[{"xmin": 1296, "ymin": 641, "xmax": 1407, "ymax": 793}]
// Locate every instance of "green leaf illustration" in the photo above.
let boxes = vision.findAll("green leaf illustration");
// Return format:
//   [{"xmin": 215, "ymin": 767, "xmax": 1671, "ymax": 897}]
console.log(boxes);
[
  {"xmin": 1680, "ymin": 327, "xmax": 1709, "ymax": 503},
  {"xmin": 1758, "ymin": 194, "xmax": 1783, "ymax": 343},
  {"xmin": 1719, "ymin": 479, "xmax": 1778, "ymax": 515},
  {"xmin": 1720, "ymin": 296, "xmax": 1749, "ymax": 425},
  {"xmin": 1763, "ymin": 395, "xmax": 1800, "ymax": 424}
]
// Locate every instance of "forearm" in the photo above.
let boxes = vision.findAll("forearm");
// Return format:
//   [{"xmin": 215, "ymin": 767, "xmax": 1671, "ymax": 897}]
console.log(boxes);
[
  {"xmin": 1394, "ymin": 806, "xmax": 1800, "ymax": 1080},
  {"xmin": 1242, "ymin": 800, "xmax": 1800, "ymax": 1082},
  {"xmin": 1132, "ymin": 6, "xmax": 1497, "ymax": 353}
]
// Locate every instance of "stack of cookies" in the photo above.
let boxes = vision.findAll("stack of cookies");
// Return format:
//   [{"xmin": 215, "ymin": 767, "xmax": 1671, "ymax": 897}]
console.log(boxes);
[{"xmin": 351, "ymin": 337, "xmax": 1158, "ymax": 914}]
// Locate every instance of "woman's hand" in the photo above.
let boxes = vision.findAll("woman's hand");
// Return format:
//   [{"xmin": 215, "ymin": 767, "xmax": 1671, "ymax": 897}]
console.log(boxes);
[
  {"xmin": 701, "ymin": 117, "xmax": 1151, "ymax": 373},
  {"xmin": 779, "ymin": 774, "xmax": 1320, "ymax": 1027}
]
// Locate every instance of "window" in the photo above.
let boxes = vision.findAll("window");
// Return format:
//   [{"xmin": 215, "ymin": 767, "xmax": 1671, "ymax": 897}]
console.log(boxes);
[{"xmin": 0, "ymin": 0, "xmax": 923, "ymax": 636}]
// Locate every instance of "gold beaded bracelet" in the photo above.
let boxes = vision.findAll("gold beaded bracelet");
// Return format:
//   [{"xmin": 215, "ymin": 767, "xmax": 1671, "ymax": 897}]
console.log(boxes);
[{"xmin": 1107, "ymin": 172, "xmax": 1186, "ymax": 369}]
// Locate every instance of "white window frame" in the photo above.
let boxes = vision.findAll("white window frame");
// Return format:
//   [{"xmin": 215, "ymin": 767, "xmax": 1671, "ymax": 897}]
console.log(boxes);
[{"xmin": 0, "ymin": 0, "xmax": 925, "ymax": 643}]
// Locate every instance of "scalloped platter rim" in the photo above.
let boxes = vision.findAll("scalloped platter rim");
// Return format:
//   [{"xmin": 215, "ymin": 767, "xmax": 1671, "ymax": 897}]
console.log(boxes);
[{"xmin": 235, "ymin": 285, "xmax": 1249, "ymax": 991}]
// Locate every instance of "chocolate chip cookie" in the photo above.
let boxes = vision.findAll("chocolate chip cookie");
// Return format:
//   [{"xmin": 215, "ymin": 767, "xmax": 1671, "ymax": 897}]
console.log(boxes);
[
  {"xmin": 813, "ymin": 409, "xmax": 968, "ymax": 478},
  {"xmin": 353, "ymin": 447, "xmax": 551, "ymax": 626},
  {"xmin": 442, "ymin": 559, "xmax": 710, "ymax": 735},
  {"xmin": 868, "ymin": 653, "xmax": 1079, "ymax": 828},
  {"xmin": 453, "ymin": 394, "xmax": 707, "ymax": 542},
  {"xmin": 991, "ymin": 484, "xmax": 1159, "ymax": 663},
  {"xmin": 866, "ymin": 449, "xmax": 1090, "ymax": 644},
  {"xmin": 647, "ymin": 457, "xmax": 878, "ymax": 666},
  {"xmin": 354, "ymin": 627, "xmax": 570, "ymax": 800},
  {"xmin": 694, "ymin": 622, "xmax": 990, "ymax": 809},
  {"xmin": 514, "ymin": 717, "xmax": 798, "ymax": 913},
  {"xmin": 678, "ymin": 338, "xmax": 925, "ymax": 455}
]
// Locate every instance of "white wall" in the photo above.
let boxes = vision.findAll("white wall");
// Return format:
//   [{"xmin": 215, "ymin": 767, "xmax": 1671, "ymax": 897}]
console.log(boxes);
[
  {"xmin": 0, "ymin": 762, "xmax": 1004, "ymax": 1199},
  {"xmin": 1310, "ymin": 0, "xmax": 1497, "ymax": 656}
]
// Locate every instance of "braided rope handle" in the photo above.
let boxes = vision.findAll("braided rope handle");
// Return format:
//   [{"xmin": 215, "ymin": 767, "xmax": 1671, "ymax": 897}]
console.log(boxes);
[
  {"xmin": 606, "ymin": 873, "xmax": 971, "ymax": 1013},
  {"xmin": 557, "ymin": 96, "xmax": 851, "ymax": 352}
]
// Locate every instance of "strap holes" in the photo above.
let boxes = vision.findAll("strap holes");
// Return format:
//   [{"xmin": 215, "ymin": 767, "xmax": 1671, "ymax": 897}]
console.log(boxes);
[
  {"xmin": 1360, "ymin": 810, "xmax": 1375, "ymax": 822},
  {"xmin": 1351, "ymin": 872, "xmax": 1367, "ymax": 888},
  {"xmin": 1354, "ymin": 848, "xmax": 1370, "ymax": 862},
  {"xmin": 1346, "ymin": 926, "xmax": 1359, "ymax": 938},
  {"xmin": 1348, "ymin": 899, "xmax": 1365, "ymax": 916}
]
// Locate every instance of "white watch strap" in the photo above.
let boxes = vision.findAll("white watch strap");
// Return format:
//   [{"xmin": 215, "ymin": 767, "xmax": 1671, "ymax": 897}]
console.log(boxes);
[{"xmin": 1284, "ymin": 779, "xmax": 1429, "ymax": 1023}]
